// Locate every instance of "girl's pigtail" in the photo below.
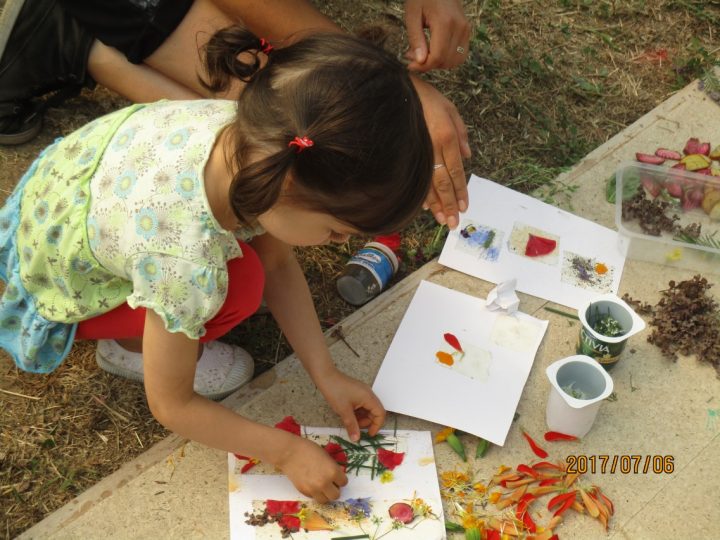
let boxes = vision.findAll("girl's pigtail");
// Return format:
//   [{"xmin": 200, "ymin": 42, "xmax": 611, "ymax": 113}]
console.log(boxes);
[
  {"xmin": 201, "ymin": 27, "xmax": 271, "ymax": 93},
  {"xmin": 229, "ymin": 141, "xmax": 301, "ymax": 221}
]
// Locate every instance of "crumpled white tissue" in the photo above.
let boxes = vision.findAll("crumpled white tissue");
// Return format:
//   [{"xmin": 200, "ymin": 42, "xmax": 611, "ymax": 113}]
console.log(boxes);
[{"xmin": 485, "ymin": 278, "xmax": 519, "ymax": 314}]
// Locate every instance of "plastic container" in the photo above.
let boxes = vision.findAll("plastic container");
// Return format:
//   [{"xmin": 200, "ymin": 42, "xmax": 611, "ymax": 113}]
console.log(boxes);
[
  {"xmin": 546, "ymin": 355, "xmax": 614, "ymax": 438},
  {"xmin": 336, "ymin": 241, "xmax": 399, "ymax": 305},
  {"xmin": 615, "ymin": 162, "xmax": 720, "ymax": 272},
  {"xmin": 576, "ymin": 293, "xmax": 646, "ymax": 370}
]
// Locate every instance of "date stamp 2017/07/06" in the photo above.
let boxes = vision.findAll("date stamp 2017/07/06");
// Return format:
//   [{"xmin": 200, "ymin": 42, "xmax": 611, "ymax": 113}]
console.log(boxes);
[{"xmin": 566, "ymin": 455, "xmax": 674, "ymax": 474}]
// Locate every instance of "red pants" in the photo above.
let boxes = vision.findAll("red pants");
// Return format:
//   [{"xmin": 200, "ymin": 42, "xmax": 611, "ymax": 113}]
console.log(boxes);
[{"xmin": 76, "ymin": 242, "xmax": 264, "ymax": 342}]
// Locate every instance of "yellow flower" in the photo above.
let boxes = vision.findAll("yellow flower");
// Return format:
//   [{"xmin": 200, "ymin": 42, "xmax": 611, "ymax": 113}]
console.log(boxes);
[
  {"xmin": 488, "ymin": 492, "xmax": 502, "ymax": 504},
  {"xmin": 380, "ymin": 470, "xmax": 394, "ymax": 483},
  {"xmin": 435, "ymin": 427, "xmax": 455, "ymax": 443},
  {"xmin": 411, "ymin": 497, "xmax": 433, "ymax": 517},
  {"xmin": 473, "ymin": 482, "xmax": 487, "ymax": 494},
  {"xmin": 496, "ymin": 465, "xmax": 511, "ymax": 474},
  {"xmin": 441, "ymin": 471, "xmax": 469, "ymax": 489},
  {"xmin": 461, "ymin": 514, "xmax": 484, "ymax": 530}
]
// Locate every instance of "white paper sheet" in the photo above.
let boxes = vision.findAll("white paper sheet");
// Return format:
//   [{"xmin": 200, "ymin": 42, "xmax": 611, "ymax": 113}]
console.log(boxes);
[
  {"xmin": 439, "ymin": 175, "xmax": 626, "ymax": 309},
  {"xmin": 228, "ymin": 428, "xmax": 445, "ymax": 539},
  {"xmin": 372, "ymin": 281, "xmax": 548, "ymax": 446}
]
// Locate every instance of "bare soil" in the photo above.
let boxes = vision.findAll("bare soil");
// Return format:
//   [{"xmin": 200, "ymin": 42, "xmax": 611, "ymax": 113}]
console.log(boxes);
[{"xmin": 1, "ymin": 1, "xmax": 719, "ymax": 537}]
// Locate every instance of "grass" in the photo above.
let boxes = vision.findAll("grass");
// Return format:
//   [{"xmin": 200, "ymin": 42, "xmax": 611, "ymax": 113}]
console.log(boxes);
[{"xmin": 2, "ymin": 0, "xmax": 720, "ymax": 537}]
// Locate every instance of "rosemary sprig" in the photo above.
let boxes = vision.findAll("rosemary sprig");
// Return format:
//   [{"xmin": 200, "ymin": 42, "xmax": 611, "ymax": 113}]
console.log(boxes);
[{"xmin": 674, "ymin": 230, "xmax": 720, "ymax": 251}]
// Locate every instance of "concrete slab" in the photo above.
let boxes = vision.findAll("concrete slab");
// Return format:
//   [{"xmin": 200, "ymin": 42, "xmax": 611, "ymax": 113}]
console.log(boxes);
[{"xmin": 20, "ymin": 80, "xmax": 720, "ymax": 539}]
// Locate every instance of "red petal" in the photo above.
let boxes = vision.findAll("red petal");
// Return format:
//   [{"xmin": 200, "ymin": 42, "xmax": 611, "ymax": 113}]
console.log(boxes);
[
  {"xmin": 517, "ymin": 464, "xmax": 539, "ymax": 477},
  {"xmin": 525, "ymin": 234, "xmax": 557, "ymax": 257},
  {"xmin": 684, "ymin": 137, "xmax": 710, "ymax": 155},
  {"xmin": 635, "ymin": 152, "xmax": 665, "ymax": 165},
  {"xmin": 279, "ymin": 515, "xmax": 301, "ymax": 530},
  {"xmin": 388, "ymin": 502, "xmax": 414, "ymax": 524},
  {"xmin": 544, "ymin": 431, "xmax": 578, "ymax": 442},
  {"xmin": 241, "ymin": 460, "xmax": 258, "ymax": 473},
  {"xmin": 275, "ymin": 416, "xmax": 301, "ymax": 436},
  {"xmin": 374, "ymin": 233, "xmax": 402, "ymax": 253},
  {"xmin": 323, "ymin": 442, "xmax": 348, "ymax": 470},
  {"xmin": 443, "ymin": 332, "xmax": 463, "ymax": 353},
  {"xmin": 522, "ymin": 510, "xmax": 537, "ymax": 532},
  {"xmin": 377, "ymin": 448, "xmax": 405, "ymax": 470},
  {"xmin": 655, "ymin": 148, "xmax": 682, "ymax": 160},
  {"xmin": 522, "ymin": 431, "xmax": 549, "ymax": 458}
]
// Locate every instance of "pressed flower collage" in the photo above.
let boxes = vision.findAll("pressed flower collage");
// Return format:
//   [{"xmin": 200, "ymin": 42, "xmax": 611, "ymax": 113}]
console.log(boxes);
[
  {"xmin": 229, "ymin": 419, "xmax": 445, "ymax": 539},
  {"xmin": 439, "ymin": 176, "xmax": 625, "ymax": 311}
]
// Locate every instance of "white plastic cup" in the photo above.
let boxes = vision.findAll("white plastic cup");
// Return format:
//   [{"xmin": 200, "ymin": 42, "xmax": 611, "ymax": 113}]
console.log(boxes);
[{"xmin": 546, "ymin": 355, "xmax": 614, "ymax": 438}]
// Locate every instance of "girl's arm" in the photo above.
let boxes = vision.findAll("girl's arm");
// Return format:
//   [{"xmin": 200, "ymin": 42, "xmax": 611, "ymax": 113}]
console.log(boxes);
[
  {"xmin": 250, "ymin": 233, "xmax": 386, "ymax": 441},
  {"xmin": 141, "ymin": 309, "xmax": 347, "ymax": 502}
]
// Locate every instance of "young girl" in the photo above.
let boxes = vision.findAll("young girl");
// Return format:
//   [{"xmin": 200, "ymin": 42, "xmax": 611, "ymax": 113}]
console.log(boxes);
[{"xmin": 0, "ymin": 27, "xmax": 433, "ymax": 501}]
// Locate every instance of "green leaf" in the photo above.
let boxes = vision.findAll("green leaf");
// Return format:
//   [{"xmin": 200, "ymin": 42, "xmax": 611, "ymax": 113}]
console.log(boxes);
[
  {"xmin": 605, "ymin": 174, "xmax": 617, "ymax": 203},
  {"xmin": 445, "ymin": 521, "xmax": 465, "ymax": 533},
  {"xmin": 606, "ymin": 169, "xmax": 640, "ymax": 203},
  {"xmin": 446, "ymin": 432, "xmax": 467, "ymax": 461},
  {"xmin": 475, "ymin": 438, "xmax": 490, "ymax": 458}
]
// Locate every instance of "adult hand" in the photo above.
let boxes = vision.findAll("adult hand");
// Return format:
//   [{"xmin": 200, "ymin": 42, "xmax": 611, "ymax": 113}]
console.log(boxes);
[
  {"xmin": 404, "ymin": 0, "xmax": 471, "ymax": 72},
  {"xmin": 277, "ymin": 436, "xmax": 348, "ymax": 503},
  {"xmin": 412, "ymin": 76, "xmax": 470, "ymax": 229},
  {"xmin": 316, "ymin": 367, "xmax": 385, "ymax": 442}
]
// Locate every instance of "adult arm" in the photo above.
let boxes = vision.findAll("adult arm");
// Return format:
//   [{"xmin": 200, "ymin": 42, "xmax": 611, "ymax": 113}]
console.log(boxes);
[{"xmin": 211, "ymin": 0, "xmax": 341, "ymax": 42}]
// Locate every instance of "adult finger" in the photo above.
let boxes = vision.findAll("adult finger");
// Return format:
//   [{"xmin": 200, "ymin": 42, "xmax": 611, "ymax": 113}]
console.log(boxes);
[
  {"xmin": 429, "ymin": 164, "xmax": 459, "ymax": 229},
  {"xmin": 441, "ymin": 129, "xmax": 469, "ymax": 214},
  {"xmin": 404, "ymin": 0, "xmax": 428, "ymax": 68},
  {"xmin": 426, "ymin": 9, "xmax": 471, "ymax": 70},
  {"xmin": 414, "ymin": 12, "xmax": 453, "ymax": 71}
]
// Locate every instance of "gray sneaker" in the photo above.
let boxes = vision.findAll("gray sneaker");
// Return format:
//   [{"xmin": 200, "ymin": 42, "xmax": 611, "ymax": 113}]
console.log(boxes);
[{"xmin": 95, "ymin": 339, "xmax": 255, "ymax": 400}]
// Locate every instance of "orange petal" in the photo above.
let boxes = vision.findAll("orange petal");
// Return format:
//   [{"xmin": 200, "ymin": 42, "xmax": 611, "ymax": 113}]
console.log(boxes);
[
  {"xmin": 488, "ymin": 517, "xmax": 520, "ymax": 536},
  {"xmin": 580, "ymin": 489, "xmax": 600, "ymax": 518},
  {"xmin": 505, "ymin": 478, "xmax": 537, "ymax": 488},
  {"xmin": 547, "ymin": 515, "xmax": 563, "ymax": 530},
  {"xmin": 509, "ymin": 484, "xmax": 528, "ymax": 502},
  {"xmin": 436, "ymin": 351, "xmax": 454, "ymax": 366},
  {"xmin": 302, "ymin": 510, "xmax": 334, "ymax": 531},
  {"xmin": 528, "ymin": 485, "xmax": 563, "ymax": 496},
  {"xmin": 564, "ymin": 472, "xmax": 579, "ymax": 487}
]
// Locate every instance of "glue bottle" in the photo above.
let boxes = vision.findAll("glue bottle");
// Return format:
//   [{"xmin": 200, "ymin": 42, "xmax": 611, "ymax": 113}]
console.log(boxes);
[{"xmin": 336, "ymin": 235, "xmax": 400, "ymax": 306}]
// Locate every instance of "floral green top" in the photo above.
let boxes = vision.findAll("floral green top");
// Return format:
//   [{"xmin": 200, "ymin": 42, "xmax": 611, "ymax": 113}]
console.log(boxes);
[{"xmin": 0, "ymin": 99, "xmax": 263, "ymax": 373}]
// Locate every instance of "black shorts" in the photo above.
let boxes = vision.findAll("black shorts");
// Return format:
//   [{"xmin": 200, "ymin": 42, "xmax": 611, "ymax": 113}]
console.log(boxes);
[{"xmin": 58, "ymin": 0, "xmax": 194, "ymax": 64}]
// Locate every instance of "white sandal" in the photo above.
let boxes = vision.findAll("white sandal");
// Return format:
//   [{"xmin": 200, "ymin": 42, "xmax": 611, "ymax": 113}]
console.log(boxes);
[{"xmin": 95, "ymin": 339, "xmax": 254, "ymax": 400}]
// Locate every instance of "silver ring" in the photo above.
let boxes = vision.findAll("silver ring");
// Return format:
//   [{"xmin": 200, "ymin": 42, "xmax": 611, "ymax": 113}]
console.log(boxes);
[
  {"xmin": 456, "ymin": 46, "xmax": 465, "ymax": 54},
  {"xmin": 433, "ymin": 164, "xmax": 445, "ymax": 170}
]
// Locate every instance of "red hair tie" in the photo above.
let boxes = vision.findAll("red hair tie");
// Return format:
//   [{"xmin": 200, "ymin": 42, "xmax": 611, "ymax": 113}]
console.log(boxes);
[
  {"xmin": 259, "ymin": 38, "xmax": 274, "ymax": 54},
  {"xmin": 288, "ymin": 136, "xmax": 314, "ymax": 153}
]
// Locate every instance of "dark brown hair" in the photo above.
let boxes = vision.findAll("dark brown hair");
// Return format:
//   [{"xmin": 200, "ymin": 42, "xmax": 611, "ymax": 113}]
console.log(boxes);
[{"xmin": 202, "ymin": 28, "xmax": 433, "ymax": 235}]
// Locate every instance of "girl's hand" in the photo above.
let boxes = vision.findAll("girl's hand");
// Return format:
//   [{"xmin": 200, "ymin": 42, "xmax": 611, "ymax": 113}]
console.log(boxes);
[
  {"xmin": 315, "ymin": 367, "xmax": 386, "ymax": 442},
  {"xmin": 277, "ymin": 436, "xmax": 348, "ymax": 503}
]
